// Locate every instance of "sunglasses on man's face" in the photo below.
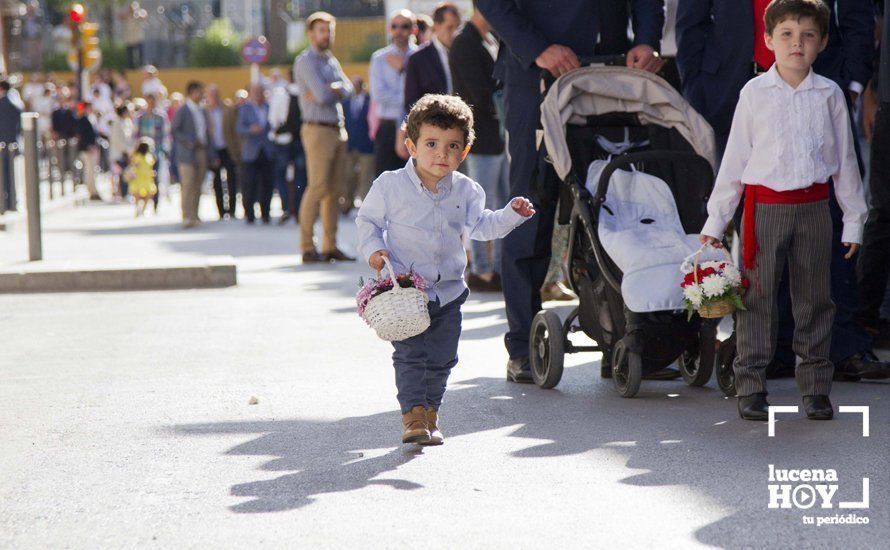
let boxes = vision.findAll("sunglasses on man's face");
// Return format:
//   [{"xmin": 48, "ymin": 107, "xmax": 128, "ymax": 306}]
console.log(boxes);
[{"xmin": 391, "ymin": 23, "xmax": 412, "ymax": 31}]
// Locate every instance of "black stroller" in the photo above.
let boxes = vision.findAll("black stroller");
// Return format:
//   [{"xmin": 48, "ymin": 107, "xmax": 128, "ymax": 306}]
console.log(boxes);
[{"xmin": 527, "ymin": 62, "xmax": 725, "ymax": 398}]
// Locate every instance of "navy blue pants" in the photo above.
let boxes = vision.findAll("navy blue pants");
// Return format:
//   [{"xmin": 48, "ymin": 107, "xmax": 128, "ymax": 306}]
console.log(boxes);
[
  {"xmin": 392, "ymin": 290, "xmax": 468, "ymax": 414},
  {"xmin": 501, "ymin": 84, "xmax": 556, "ymax": 359}
]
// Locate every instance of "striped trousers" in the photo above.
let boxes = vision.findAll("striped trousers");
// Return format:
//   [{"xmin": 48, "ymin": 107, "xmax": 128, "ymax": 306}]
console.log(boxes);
[{"xmin": 734, "ymin": 200, "xmax": 835, "ymax": 397}]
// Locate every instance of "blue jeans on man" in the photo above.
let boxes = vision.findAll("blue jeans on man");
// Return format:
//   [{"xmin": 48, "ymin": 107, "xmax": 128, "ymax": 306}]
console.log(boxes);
[
  {"xmin": 391, "ymin": 290, "xmax": 468, "ymax": 414},
  {"xmin": 465, "ymin": 153, "xmax": 510, "ymax": 275}
]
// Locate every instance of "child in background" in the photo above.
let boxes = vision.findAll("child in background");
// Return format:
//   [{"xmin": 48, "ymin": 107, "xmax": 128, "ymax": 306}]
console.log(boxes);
[
  {"xmin": 356, "ymin": 94, "xmax": 535, "ymax": 445},
  {"xmin": 698, "ymin": 0, "xmax": 868, "ymax": 421},
  {"xmin": 128, "ymin": 139, "xmax": 157, "ymax": 216}
]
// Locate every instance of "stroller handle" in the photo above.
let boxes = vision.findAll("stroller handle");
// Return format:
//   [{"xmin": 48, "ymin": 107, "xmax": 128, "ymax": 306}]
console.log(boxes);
[{"xmin": 540, "ymin": 55, "xmax": 628, "ymax": 93}]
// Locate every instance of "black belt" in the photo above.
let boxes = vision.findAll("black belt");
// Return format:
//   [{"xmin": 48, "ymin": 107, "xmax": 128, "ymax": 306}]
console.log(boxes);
[{"xmin": 305, "ymin": 121, "xmax": 341, "ymax": 129}]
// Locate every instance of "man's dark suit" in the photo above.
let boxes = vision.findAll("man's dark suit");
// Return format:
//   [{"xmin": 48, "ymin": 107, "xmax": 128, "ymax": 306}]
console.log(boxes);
[
  {"xmin": 677, "ymin": 0, "xmax": 874, "ymax": 152},
  {"xmin": 476, "ymin": 0, "xmax": 663, "ymax": 361},
  {"xmin": 0, "ymin": 95, "xmax": 21, "ymax": 211},
  {"xmin": 676, "ymin": 0, "xmax": 877, "ymax": 368},
  {"xmin": 404, "ymin": 42, "xmax": 449, "ymax": 110}
]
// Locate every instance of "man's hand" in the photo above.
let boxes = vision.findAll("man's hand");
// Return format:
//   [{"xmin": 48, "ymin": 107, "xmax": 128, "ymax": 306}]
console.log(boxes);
[
  {"xmin": 369, "ymin": 249, "xmax": 389, "ymax": 271},
  {"xmin": 626, "ymin": 44, "xmax": 664, "ymax": 73},
  {"xmin": 305, "ymin": 89, "xmax": 316, "ymax": 103},
  {"xmin": 843, "ymin": 242, "xmax": 859, "ymax": 260},
  {"xmin": 385, "ymin": 53, "xmax": 405, "ymax": 72},
  {"xmin": 699, "ymin": 234, "xmax": 723, "ymax": 248},
  {"xmin": 535, "ymin": 45, "xmax": 580, "ymax": 78},
  {"xmin": 511, "ymin": 197, "xmax": 536, "ymax": 217},
  {"xmin": 330, "ymin": 83, "xmax": 344, "ymax": 99},
  {"xmin": 250, "ymin": 123, "xmax": 263, "ymax": 135}
]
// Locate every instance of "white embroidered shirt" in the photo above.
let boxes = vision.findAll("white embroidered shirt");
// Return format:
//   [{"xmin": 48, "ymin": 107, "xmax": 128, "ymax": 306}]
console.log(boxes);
[{"xmin": 702, "ymin": 65, "xmax": 868, "ymax": 244}]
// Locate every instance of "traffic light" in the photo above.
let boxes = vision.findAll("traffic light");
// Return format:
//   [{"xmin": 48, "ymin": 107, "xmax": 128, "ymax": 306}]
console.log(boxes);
[
  {"xmin": 80, "ymin": 22, "xmax": 101, "ymax": 71},
  {"xmin": 69, "ymin": 3, "xmax": 85, "ymax": 26},
  {"xmin": 66, "ymin": 4, "xmax": 102, "ymax": 72}
]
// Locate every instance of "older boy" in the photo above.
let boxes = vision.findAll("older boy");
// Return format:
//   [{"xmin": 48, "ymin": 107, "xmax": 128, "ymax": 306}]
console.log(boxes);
[
  {"xmin": 356, "ymin": 95, "xmax": 534, "ymax": 444},
  {"xmin": 700, "ymin": 0, "xmax": 868, "ymax": 421}
]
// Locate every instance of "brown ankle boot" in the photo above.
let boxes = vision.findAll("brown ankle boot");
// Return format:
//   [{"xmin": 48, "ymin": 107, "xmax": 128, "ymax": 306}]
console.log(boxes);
[
  {"xmin": 401, "ymin": 405, "xmax": 431, "ymax": 444},
  {"xmin": 419, "ymin": 408, "xmax": 444, "ymax": 446}
]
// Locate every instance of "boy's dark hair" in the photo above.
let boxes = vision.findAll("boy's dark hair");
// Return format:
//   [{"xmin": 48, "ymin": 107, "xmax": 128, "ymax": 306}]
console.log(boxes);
[
  {"xmin": 404, "ymin": 94, "xmax": 475, "ymax": 147},
  {"xmin": 0, "ymin": 80, "xmax": 9, "ymax": 93},
  {"xmin": 432, "ymin": 2, "xmax": 460, "ymax": 24},
  {"xmin": 764, "ymin": 0, "xmax": 830, "ymax": 38},
  {"xmin": 186, "ymin": 81, "xmax": 203, "ymax": 96}
]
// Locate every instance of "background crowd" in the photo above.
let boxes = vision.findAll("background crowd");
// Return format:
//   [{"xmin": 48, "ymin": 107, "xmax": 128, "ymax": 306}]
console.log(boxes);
[{"xmin": 0, "ymin": 0, "xmax": 888, "ymax": 373}]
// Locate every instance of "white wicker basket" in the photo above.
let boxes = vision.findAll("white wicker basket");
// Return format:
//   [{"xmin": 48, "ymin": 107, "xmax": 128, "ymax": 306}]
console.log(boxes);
[{"xmin": 362, "ymin": 257, "xmax": 431, "ymax": 341}]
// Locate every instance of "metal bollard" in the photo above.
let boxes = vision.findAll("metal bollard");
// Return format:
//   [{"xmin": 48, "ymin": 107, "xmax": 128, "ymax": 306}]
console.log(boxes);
[
  {"xmin": 0, "ymin": 142, "xmax": 6, "ymax": 215},
  {"xmin": 22, "ymin": 113, "xmax": 42, "ymax": 261}
]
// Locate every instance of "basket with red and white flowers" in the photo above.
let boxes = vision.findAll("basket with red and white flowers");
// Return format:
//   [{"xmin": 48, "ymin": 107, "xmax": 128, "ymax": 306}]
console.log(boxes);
[{"xmin": 680, "ymin": 246, "xmax": 749, "ymax": 319}]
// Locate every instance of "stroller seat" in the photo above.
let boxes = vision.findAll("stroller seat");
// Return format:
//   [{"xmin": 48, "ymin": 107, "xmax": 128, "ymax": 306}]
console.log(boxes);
[{"xmin": 586, "ymin": 160, "xmax": 721, "ymax": 313}]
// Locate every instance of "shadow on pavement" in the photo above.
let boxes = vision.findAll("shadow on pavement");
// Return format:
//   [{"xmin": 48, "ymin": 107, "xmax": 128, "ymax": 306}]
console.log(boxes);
[{"xmin": 170, "ymin": 373, "xmax": 888, "ymax": 546}]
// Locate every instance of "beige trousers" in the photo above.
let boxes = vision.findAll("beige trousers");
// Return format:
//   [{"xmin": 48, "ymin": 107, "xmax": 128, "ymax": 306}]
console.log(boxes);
[
  {"xmin": 178, "ymin": 150, "xmax": 207, "ymax": 225},
  {"xmin": 342, "ymin": 151, "xmax": 376, "ymax": 208},
  {"xmin": 79, "ymin": 149, "xmax": 98, "ymax": 197},
  {"xmin": 299, "ymin": 124, "xmax": 346, "ymax": 253}
]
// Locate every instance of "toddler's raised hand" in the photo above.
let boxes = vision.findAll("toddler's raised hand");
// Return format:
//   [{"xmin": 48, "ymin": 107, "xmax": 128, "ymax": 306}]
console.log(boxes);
[
  {"xmin": 843, "ymin": 242, "xmax": 859, "ymax": 260},
  {"xmin": 369, "ymin": 249, "xmax": 389, "ymax": 271},
  {"xmin": 511, "ymin": 197, "xmax": 536, "ymax": 218}
]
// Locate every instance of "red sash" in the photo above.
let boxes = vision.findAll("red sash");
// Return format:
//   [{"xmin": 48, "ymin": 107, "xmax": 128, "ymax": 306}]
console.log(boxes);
[{"xmin": 742, "ymin": 183, "xmax": 829, "ymax": 270}]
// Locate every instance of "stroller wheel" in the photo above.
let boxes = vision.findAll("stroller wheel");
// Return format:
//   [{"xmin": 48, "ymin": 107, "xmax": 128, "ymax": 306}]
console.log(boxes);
[
  {"xmin": 529, "ymin": 310, "xmax": 565, "ymax": 389},
  {"xmin": 716, "ymin": 334, "xmax": 737, "ymax": 397},
  {"xmin": 611, "ymin": 339, "xmax": 642, "ymax": 398},
  {"xmin": 680, "ymin": 349, "xmax": 713, "ymax": 387}
]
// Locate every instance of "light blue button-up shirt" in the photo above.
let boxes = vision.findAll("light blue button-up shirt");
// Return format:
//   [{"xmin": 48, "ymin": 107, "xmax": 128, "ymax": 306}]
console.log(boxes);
[
  {"xmin": 357, "ymin": 160, "xmax": 529, "ymax": 306},
  {"xmin": 369, "ymin": 42, "xmax": 416, "ymax": 121}
]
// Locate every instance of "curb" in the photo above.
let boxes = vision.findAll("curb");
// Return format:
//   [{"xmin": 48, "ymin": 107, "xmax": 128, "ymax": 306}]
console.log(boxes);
[{"xmin": 0, "ymin": 257, "xmax": 237, "ymax": 293}]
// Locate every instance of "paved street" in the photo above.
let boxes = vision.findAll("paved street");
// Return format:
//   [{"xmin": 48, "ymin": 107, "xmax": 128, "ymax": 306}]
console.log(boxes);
[{"xmin": 1, "ymin": 199, "xmax": 888, "ymax": 548}]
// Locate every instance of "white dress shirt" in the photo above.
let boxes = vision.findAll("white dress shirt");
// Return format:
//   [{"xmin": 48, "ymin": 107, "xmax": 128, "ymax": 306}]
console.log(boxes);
[
  {"xmin": 356, "ymin": 160, "xmax": 528, "ymax": 306},
  {"xmin": 432, "ymin": 36, "xmax": 453, "ymax": 94},
  {"xmin": 702, "ymin": 65, "xmax": 867, "ymax": 244}
]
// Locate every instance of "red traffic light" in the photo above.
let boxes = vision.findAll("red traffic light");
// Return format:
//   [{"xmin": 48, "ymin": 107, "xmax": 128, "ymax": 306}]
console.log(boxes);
[{"xmin": 69, "ymin": 4, "xmax": 86, "ymax": 24}]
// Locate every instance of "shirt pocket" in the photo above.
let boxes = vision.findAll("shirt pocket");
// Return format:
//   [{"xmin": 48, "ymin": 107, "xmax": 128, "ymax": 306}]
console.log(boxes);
[{"xmin": 444, "ymin": 200, "xmax": 467, "ymax": 231}]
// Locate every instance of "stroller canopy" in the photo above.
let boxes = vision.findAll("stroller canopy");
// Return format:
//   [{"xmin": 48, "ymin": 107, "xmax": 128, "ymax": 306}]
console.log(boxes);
[{"xmin": 540, "ymin": 66, "xmax": 717, "ymax": 180}]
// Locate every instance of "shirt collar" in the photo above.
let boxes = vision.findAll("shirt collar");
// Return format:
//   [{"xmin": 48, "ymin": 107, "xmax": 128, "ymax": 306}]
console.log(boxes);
[
  {"xmin": 758, "ymin": 64, "xmax": 830, "ymax": 91},
  {"xmin": 405, "ymin": 158, "xmax": 453, "ymax": 194}
]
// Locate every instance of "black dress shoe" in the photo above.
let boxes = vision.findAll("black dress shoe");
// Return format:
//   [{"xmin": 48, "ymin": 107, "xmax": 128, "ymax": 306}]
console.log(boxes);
[
  {"xmin": 262, "ymin": 217, "xmax": 271, "ymax": 225},
  {"xmin": 803, "ymin": 395, "xmax": 834, "ymax": 420},
  {"xmin": 245, "ymin": 218, "xmax": 255, "ymax": 225},
  {"xmin": 323, "ymin": 248, "xmax": 356, "ymax": 262},
  {"xmin": 738, "ymin": 393, "xmax": 770, "ymax": 421},
  {"xmin": 302, "ymin": 250, "xmax": 326, "ymax": 264},
  {"xmin": 835, "ymin": 352, "xmax": 890, "ymax": 380},
  {"xmin": 506, "ymin": 357, "xmax": 534, "ymax": 383},
  {"xmin": 278, "ymin": 213, "xmax": 291, "ymax": 225}
]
